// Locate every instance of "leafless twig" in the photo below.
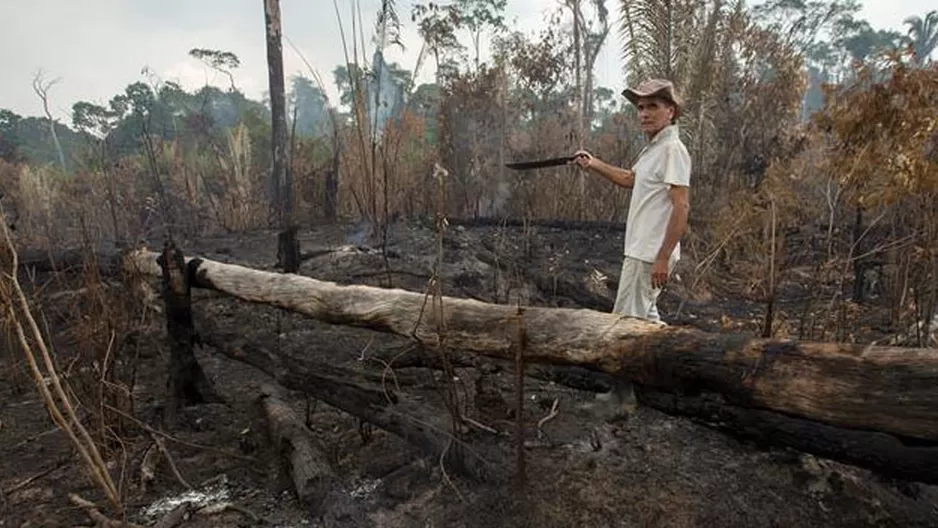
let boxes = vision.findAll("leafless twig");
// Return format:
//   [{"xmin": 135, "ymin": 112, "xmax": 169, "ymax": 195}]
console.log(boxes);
[
  {"xmin": 150, "ymin": 433, "xmax": 193, "ymax": 490},
  {"xmin": 2, "ymin": 457, "xmax": 68, "ymax": 495},
  {"xmin": 536, "ymin": 397, "xmax": 560, "ymax": 441},
  {"xmin": 68, "ymin": 493, "xmax": 144, "ymax": 528},
  {"xmin": 463, "ymin": 416, "xmax": 498, "ymax": 435}
]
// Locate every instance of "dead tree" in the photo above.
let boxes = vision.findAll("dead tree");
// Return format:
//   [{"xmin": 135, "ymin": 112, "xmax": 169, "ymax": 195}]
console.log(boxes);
[
  {"xmin": 264, "ymin": 0, "xmax": 299, "ymax": 272},
  {"xmin": 32, "ymin": 71, "xmax": 67, "ymax": 172},
  {"xmin": 156, "ymin": 243, "xmax": 221, "ymax": 417}
]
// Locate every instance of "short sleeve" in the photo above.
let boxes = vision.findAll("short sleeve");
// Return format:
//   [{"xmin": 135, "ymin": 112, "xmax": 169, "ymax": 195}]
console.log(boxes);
[{"xmin": 661, "ymin": 142, "xmax": 691, "ymax": 187}]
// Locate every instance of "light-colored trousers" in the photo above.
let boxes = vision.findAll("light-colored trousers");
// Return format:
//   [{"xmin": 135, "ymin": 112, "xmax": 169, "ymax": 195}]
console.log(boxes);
[
  {"xmin": 613, "ymin": 256, "xmax": 668, "ymax": 322},
  {"xmin": 608, "ymin": 255, "xmax": 671, "ymax": 408}
]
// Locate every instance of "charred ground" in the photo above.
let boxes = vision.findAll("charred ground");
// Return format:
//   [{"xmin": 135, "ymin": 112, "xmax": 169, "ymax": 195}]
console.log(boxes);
[{"xmin": 2, "ymin": 220, "xmax": 937, "ymax": 527}]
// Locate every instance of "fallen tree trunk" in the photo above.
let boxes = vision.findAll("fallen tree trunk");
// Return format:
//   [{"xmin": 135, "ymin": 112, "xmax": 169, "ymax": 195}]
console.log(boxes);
[
  {"xmin": 258, "ymin": 383, "xmax": 338, "ymax": 507},
  {"xmin": 363, "ymin": 345, "xmax": 938, "ymax": 483},
  {"xmin": 637, "ymin": 388, "xmax": 938, "ymax": 484},
  {"xmin": 197, "ymin": 328, "xmax": 508, "ymax": 482},
  {"xmin": 125, "ymin": 250, "xmax": 938, "ymax": 482}
]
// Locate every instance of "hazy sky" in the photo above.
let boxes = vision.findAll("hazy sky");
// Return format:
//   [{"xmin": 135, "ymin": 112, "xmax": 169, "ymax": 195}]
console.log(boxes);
[{"xmin": 0, "ymin": 0, "xmax": 926, "ymax": 124}]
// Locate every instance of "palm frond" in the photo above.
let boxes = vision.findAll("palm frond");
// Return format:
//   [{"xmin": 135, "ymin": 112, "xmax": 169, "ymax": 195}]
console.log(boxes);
[
  {"xmin": 683, "ymin": 0, "xmax": 724, "ymax": 104},
  {"xmin": 375, "ymin": 0, "xmax": 404, "ymax": 51},
  {"xmin": 619, "ymin": 0, "xmax": 676, "ymax": 83}
]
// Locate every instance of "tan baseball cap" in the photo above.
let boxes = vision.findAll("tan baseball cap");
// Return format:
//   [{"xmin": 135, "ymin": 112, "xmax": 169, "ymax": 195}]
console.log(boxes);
[{"xmin": 622, "ymin": 78, "xmax": 682, "ymax": 120}]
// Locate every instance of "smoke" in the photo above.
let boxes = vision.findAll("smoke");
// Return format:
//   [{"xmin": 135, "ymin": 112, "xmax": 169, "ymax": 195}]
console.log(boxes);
[
  {"xmin": 346, "ymin": 218, "xmax": 371, "ymax": 247},
  {"xmin": 478, "ymin": 179, "xmax": 512, "ymax": 218}
]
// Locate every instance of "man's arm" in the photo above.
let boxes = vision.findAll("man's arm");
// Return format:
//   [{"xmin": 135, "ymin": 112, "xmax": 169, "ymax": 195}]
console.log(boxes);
[
  {"xmin": 572, "ymin": 151, "xmax": 634, "ymax": 189},
  {"xmin": 655, "ymin": 185, "xmax": 690, "ymax": 263},
  {"xmin": 589, "ymin": 159, "xmax": 635, "ymax": 189}
]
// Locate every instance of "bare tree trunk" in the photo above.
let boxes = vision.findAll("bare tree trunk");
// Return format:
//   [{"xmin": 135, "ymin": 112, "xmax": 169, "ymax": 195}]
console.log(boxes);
[
  {"xmin": 32, "ymin": 72, "xmax": 67, "ymax": 172},
  {"xmin": 156, "ymin": 243, "xmax": 222, "ymax": 420},
  {"xmin": 265, "ymin": 0, "xmax": 298, "ymax": 272},
  {"xmin": 325, "ymin": 121, "xmax": 340, "ymax": 223},
  {"xmin": 571, "ymin": 0, "xmax": 583, "ymax": 139}
]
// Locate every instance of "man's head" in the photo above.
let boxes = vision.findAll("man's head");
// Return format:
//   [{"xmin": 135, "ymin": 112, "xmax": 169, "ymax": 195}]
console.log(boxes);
[{"xmin": 622, "ymin": 79, "xmax": 682, "ymax": 135}]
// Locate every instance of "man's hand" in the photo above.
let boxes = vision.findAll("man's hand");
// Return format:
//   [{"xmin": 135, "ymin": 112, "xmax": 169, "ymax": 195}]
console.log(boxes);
[
  {"xmin": 570, "ymin": 150, "xmax": 635, "ymax": 189},
  {"xmin": 571, "ymin": 150, "xmax": 593, "ymax": 169},
  {"xmin": 651, "ymin": 258, "xmax": 669, "ymax": 289}
]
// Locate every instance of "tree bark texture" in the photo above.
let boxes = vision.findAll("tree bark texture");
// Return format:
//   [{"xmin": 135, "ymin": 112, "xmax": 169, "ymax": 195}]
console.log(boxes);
[
  {"xmin": 258, "ymin": 383, "xmax": 338, "ymax": 507},
  {"xmin": 156, "ymin": 244, "xmax": 220, "ymax": 410},
  {"xmin": 125, "ymin": 249, "xmax": 938, "ymax": 482},
  {"xmin": 264, "ymin": 0, "xmax": 298, "ymax": 272}
]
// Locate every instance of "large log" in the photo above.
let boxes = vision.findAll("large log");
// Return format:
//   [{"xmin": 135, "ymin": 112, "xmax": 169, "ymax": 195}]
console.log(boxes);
[
  {"xmin": 258, "ymin": 383, "xmax": 338, "ymax": 507},
  {"xmin": 358, "ymin": 345, "xmax": 938, "ymax": 484},
  {"xmin": 124, "ymin": 250, "xmax": 938, "ymax": 482},
  {"xmin": 197, "ymin": 326, "xmax": 509, "ymax": 482},
  {"xmin": 636, "ymin": 388, "xmax": 938, "ymax": 484}
]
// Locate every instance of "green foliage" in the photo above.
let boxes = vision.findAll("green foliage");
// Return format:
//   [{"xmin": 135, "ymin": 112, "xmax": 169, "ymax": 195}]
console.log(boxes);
[
  {"xmin": 9, "ymin": 116, "xmax": 87, "ymax": 169},
  {"xmin": 289, "ymin": 75, "xmax": 331, "ymax": 137},
  {"xmin": 188, "ymin": 48, "xmax": 241, "ymax": 90},
  {"xmin": 902, "ymin": 10, "xmax": 938, "ymax": 65},
  {"xmin": 189, "ymin": 48, "xmax": 241, "ymax": 69},
  {"xmin": 0, "ymin": 109, "xmax": 23, "ymax": 163}
]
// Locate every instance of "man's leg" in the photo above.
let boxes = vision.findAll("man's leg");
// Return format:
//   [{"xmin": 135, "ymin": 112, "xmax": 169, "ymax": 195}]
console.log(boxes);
[
  {"xmin": 613, "ymin": 257, "xmax": 643, "ymax": 317},
  {"xmin": 613, "ymin": 256, "xmax": 662, "ymax": 320},
  {"xmin": 606, "ymin": 256, "xmax": 661, "ymax": 417}
]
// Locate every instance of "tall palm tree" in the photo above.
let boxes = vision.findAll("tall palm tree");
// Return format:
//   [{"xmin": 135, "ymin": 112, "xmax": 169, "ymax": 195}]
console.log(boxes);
[
  {"xmin": 903, "ymin": 10, "xmax": 938, "ymax": 65},
  {"xmin": 617, "ymin": 0, "xmax": 726, "ymax": 173}
]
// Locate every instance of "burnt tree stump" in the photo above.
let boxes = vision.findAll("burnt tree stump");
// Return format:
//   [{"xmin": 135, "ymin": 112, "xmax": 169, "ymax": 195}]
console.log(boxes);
[{"xmin": 156, "ymin": 242, "xmax": 222, "ymax": 416}]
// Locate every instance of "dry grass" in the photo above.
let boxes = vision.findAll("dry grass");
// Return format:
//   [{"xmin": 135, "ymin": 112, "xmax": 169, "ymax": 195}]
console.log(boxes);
[{"xmin": 0, "ymin": 210, "xmax": 123, "ymax": 514}]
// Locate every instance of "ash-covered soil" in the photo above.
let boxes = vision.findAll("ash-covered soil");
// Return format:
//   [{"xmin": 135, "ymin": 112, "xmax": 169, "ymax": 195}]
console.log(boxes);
[{"xmin": 2, "ymin": 219, "xmax": 936, "ymax": 527}]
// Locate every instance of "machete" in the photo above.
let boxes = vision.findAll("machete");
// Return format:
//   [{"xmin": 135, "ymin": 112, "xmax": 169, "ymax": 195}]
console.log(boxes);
[{"xmin": 505, "ymin": 156, "xmax": 577, "ymax": 170}]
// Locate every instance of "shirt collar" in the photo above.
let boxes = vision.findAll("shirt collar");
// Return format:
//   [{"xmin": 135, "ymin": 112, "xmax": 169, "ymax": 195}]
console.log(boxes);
[{"xmin": 648, "ymin": 124, "xmax": 679, "ymax": 145}]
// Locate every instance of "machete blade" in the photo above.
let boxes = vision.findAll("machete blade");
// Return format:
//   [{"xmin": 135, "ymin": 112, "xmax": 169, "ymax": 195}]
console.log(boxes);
[{"xmin": 505, "ymin": 156, "xmax": 576, "ymax": 170}]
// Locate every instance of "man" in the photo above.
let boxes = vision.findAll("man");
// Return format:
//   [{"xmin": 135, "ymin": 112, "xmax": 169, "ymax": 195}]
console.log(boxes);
[
  {"xmin": 572, "ymin": 78, "xmax": 691, "ymax": 323},
  {"xmin": 571, "ymin": 78, "xmax": 691, "ymax": 418}
]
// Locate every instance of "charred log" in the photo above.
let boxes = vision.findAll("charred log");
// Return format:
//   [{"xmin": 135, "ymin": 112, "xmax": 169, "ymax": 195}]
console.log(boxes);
[
  {"xmin": 367, "ymin": 346, "xmax": 938, "ymax": 484},
  {"xmin": 637, "ymin": 388, "xmax": 938, "ymax": 485},
  {"xmin": 197, "ymin": 328, "xmax": 509, "ymax": 482},
  {"xmin": 156, "ymin": 243, "xmax": 221, "ymax": 413},
  {"xmin": 14, "ymin": 247, "xmax": 125, "ymax": 275},
  {"xmin": 258, "ymin": 383, "xmax": 338, "ymax": 508},
  {"xmin": 125, "ymin": 250, "xmax": 938, "ymax": 483}
]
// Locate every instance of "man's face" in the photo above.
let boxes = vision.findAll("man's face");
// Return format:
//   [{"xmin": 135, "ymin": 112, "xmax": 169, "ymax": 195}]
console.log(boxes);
[{"xmin": 636, "ymin": 97, "xmax": 674, "ymax": 135}]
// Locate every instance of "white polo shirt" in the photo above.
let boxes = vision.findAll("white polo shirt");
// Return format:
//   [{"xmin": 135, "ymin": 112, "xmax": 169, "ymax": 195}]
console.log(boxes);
[{"xmin": 624, "ymin": 124, "xmax": 691, "ymax": 264}]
